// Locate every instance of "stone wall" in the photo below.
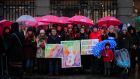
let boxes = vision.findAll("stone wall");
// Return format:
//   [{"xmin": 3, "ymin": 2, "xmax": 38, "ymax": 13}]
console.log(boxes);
[
  {"xmin": 35, "ymin": 0, "xmax": 50, "ymax": 16},
  {"xmin": 117, "ymin": 0, "xmax": 134, "ymax": 24}
]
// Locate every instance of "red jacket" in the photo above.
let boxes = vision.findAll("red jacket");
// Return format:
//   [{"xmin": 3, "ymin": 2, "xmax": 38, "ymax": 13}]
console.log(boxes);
[
  {"xmin": 101, "ymin": 49, "xmax": 114, "ymax": 62},
  {"xmin": 89, "ymin": 31, "xmax": 102, "ymax": 41}
]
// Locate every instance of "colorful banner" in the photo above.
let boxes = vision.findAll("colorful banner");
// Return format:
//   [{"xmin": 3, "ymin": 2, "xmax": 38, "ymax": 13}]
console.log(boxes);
[
  {"xmin": 61, "ymin": 40, "xmax": 81, "ymax": 68},
  {"xmin": 81, "ymin": 39, "xmax": 99, "ymax": 55},
  {"xmin": 45, "ymin": 44, "xmax": 63, "ymax": 58}
]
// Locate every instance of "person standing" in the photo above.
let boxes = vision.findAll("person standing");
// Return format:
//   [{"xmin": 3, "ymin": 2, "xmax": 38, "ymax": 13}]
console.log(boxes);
[
  {"xmin": 118, "ymin": 27, "xmax": 130, "ymax": 49},
  {"xmin": 0, "ymin": 27, "xmax": 11, "ymax": 77},
  {"xmin": 89, "ymin": 26, "xmax": 102, "ymax": 41},
  {"xmin": 23, "ymin": 27, "xmax": 37, "ymax": 74},
  {"xmin": 89, "ymin": 26, "xmax": 102, "ymax": 74},
  {"xmin": 101, "ymin": 43, "xmax": 114, "ymax": 76},
  {"xmin": 8, "ymin": 22, "xmax": 24, "ymax": 77},
  {"xmin": 77, "ymin": 28, "xmax": 88, "ymax": 40},
  {"xmin": 47, "ymin": 28, "xmax": 61, "ymax": 75},
  {"xmin": 128, "ymin": 26, "xmax": 139, "ymax": 71},
  {"xmin": 36, "ymin": 29, "xmax": 47, "ymax": 74}
]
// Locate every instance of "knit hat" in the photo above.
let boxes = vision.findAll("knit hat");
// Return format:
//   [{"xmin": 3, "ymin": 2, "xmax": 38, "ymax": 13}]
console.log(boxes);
[
  {"xmin": 122, "ymin": 24, "xmax": 127, "ymax": 31},
  {"xmin": 40, "ymin": 29, "xmax": 45, "ymax": 34}
]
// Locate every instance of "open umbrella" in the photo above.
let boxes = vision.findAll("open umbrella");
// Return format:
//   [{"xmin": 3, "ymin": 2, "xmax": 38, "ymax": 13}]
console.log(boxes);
[
  {"xmin": 68, "ymin": 15, "xmax": 94, "ymax": 26},
  {"xmin": 97, "ymin": 16, "xmax": 121, "ymax": 27},
  {"xmin": 92, "ymin": 39, "xmax": 117, "ymax": 57},
  {"xmin": 0, "ymin": 19, "xmax": 13, "ymax": 27},
  {"xmin": 16, "ymin": 15, "xmax": 37, "ymax": 26},
  {"xmin": 96, "ymin": 39, "xmax": 117, "ymax": 50},
  {"xmin": 59, "ymin": 17, "xmax": 71, "ymax": 24},
  {"xmin": 34, "ymin": 17, "xmax": 49, "ymax": 26},
  {"xmin": 41, "ymin": 15, "xmax": 60, "ymax": 24},
  {"xmin": 134, "ymin": 16, "xmax": 140, "ymax": 22},
  {"xmin": 114, "ymin": 49, "xmax": 130, "ymax": 68}
]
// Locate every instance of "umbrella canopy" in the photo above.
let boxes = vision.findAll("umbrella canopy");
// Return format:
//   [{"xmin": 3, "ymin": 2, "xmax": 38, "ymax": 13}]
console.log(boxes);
[
  {"xmin": 97, "ymin": 16, "xmax": 121, "ymax": 27},
  {"xmin": 92, "ymin": 39, "xmax": 117, "ymax": 57},
  {"xmin": 41, "ymin": 15, "xmax": 60, "ymax": 24},
  {"xmin": 34, "ymin": 17, "xmax": 49, "ymax": 26},
  {"xmin": 134, "ymin": 16, "xmax": 140, "ymax": 22},
  {"xmin": 59, "ymin": 17, "xmax": 71, "ymax": 24},
  {"xmin": 0, "ymin": 19, "xmax": 13, "ymax": 27},
  {"xmin": 96, "ymin": 39, "xmax": 117, "ymax": 50},
  {"xmin": 114, "ymin": 49, "xmax": 130, "ymax": 68},
  {"xmin": 16, "ymin": 15, "xmax": 37, "ymax": 26},
  {"xmin": 68, "ymin": 15, "xmax": 94, "ymax": 26}
]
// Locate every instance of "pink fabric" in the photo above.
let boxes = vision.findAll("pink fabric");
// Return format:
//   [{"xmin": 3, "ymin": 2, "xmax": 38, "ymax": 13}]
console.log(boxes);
[
  {"xmin": 0, "ymin": 19, "xmax": 13, "ymax": 27},
  {"xmin": 41, "ymin": 15, "xmax": 60, "ymax": 24},
  {"xmin": 97, "ymin": 16, "xmax": 121, "ymax": 27},
  {"xmin": 68, "ymin": 15, "xmax": 94, "ymax": 26}
]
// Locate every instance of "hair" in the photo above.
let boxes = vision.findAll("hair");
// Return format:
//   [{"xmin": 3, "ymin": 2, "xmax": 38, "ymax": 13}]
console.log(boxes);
[
  {"xmin": 2, "ymin": 27, "xmax": 11, "ymax": 35},
  {"xmin": 105, "ymin": 43, "xmax": 110, "ymax": 47},
  {"xmin": 11, "ymin": 22, "xmax": 19, "ymax": 33},
  {"xmin": 51, "ymin": 28, "xmax": 57, "ymax": 31}
]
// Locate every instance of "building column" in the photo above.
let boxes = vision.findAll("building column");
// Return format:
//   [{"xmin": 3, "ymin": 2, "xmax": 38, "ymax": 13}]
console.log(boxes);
[
  {"xmin": 35, "ymin": 0, "xmax": 50, "ymax": 16},
  {"xmin": 117, "ymin": 0, "xmax": 133, "ymax": 24}
]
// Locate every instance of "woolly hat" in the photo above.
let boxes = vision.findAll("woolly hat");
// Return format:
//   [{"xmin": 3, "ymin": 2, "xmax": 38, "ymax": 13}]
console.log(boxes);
[{"xmin": 40, "ymin": 29, "xmax": 45, "ymax": 34}]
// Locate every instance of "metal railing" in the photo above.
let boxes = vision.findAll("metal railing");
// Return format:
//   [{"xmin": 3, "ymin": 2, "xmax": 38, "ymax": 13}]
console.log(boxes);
[
  {"xmin": 50, "ymin": 0, "xmax": 117, "ymax": 22},
  {"xmin": 1, "ymin": 0, "xmax": 35, "ymax": 21}
]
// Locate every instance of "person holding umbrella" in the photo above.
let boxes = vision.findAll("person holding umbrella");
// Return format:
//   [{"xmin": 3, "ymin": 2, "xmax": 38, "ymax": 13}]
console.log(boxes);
[
  {"xmin": 101, "ymin": 43, "xmax": 114, "ymax": 76},
  {"xmin": 0, "ymin": 26, "xmax": 11, "ymax": 78}
]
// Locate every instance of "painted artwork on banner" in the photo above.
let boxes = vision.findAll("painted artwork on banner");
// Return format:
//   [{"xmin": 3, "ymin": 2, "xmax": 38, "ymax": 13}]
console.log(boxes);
[
  {"xmin": 81, "ymin": 39, "xmax": 99, "ymax": 55},
  {"xmin": 61, "ymin": 40, "xmax": 81, "ymax": 68},
  {"xmin": 45, "ymin": 44, "xmax": 63, "ymax": 58}
]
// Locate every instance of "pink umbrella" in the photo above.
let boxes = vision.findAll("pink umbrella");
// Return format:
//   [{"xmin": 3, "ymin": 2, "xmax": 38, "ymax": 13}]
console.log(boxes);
[
  {"xmin": 68, "ymin": 15, "xmax": 94, "ymax": 26},
  {"xmin": 0, "ymin": 19, "xmax": 13, "ymax": 27},
  {"xmin": 59, "ymin": 17, "xmax": 71, "ymax": 24},
  {"xmin": 41, "ymin": 15, "xmax": 60, "ymax": 24},
  {"xmin": 97, "ymin": 16, "xmax": 121, "ymax": 27},
  {"xmin": 34, "ymin": 17, "xmax": 49, "ymax": 26}
]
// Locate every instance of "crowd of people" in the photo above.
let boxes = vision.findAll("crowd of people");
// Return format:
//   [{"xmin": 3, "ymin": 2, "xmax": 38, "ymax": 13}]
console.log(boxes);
[{"xmin": 0, "ymin": 22, "xmax": 140, "ymax": 78}]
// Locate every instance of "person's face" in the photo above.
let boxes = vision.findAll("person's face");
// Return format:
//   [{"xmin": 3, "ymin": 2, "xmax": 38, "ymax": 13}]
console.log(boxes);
[
  {"xmin": 68, "ymin": 28, "xmax": 72, "ymax": 32},
  {"xmin": 51, "ymin": 29, "xmax": 57, "ymax": 36},
  {"xmin": 109, "ymin": 29, "xmax": 114, "ymax": 33},
  {"xmin": 123, "ymin": 30, "xmax": 127, "ymax": 34},
  {"xmin": 93, "ymin": 27, "xmax": 97, "ymax": 32},
  {"xmin": 80, "ymin": 28, "xmax": 85, "ymax": 33},
  {"xmin": 130, "ymin": 30, "xmax": 134, "ymax": 33},
  {"xmin": 57, "ymin": 26, "xmax": 62, "ymax": 31},
  {"xmin": 40, "ymin": 32, "xmax": 45, "ymax": 37},
  {"xmin": 64, "ymin": 27, "xmax": 68, "ymax": 32},
  {"xmin": 105, "ymin": 45, "xmax": 110, "ymax": 49},
  {"xmin": 28, "ymin": 31, "xmax": 33, "ymax": 35},
  {"xmin": 74, "ymin": 27, "xmax": 77, "ymax": 30},
  {"xmin": 5, "ymin": 29, "xmax": 10, "ymax": 34}
]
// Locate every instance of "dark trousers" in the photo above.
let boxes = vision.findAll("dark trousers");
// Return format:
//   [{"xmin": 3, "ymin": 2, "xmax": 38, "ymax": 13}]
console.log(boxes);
[
  {"xmin": 37, "ymin": 58, "xmax": 48, "ymax": 74},
  {"xmin": 104, "ymin": 62, "xmax": 111, "ymax": 76},
  {"xmin": 48, "ymin": 58, "xmax": 60, "ymax": 75},
  {"xmin": 0, "ymin": 55, "xmax": 8, "ymax": 76}
]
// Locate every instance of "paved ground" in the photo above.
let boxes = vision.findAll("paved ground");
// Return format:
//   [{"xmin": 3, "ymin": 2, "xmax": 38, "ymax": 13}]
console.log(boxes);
[
  {"xmin": 23, "ymin": 75, "xmax": 137, "ymax": 79},
  {"xmin": 22, "ymin": 72, "xmax": 140, "ymax": 79}
]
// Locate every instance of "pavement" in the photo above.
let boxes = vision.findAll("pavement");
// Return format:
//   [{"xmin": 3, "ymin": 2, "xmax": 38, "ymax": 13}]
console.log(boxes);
[
  {"xmin": 22, "ymin": 72, "xmax": 140, "ymax": 79},
  {"xmin": 23, "ymin": 75, "xmax": 136, "ymax": 79}
]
